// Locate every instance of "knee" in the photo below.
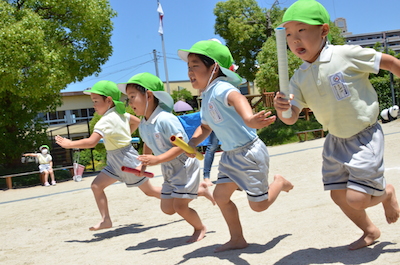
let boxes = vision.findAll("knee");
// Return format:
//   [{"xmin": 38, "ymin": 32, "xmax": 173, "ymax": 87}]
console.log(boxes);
[
  {"xmin": 91, "ymin": 182, "xmax": 103, "ymax": 193},
  {"xmin": 346, "ymin": 198, "xmax": 368, "ymax": 210},
  {"xmin": 249, "ymin": 202, "xmax": 265, "ymax": 213},
  {"xmin": 214, "ymin": 192, "xmax": 230, "ymax": 207},
  {"xmin": 161, "ymin": 206, "xmax": 175, "ymax": 215}
]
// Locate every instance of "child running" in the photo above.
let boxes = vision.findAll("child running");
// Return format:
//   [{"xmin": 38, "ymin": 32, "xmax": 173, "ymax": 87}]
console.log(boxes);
[
  {"xmin": 55, "ymin": 80, "xmax": 161, "ymax": 231},
  {"xmin": 274, "ymin": 0, "xmax": 400, "ymax": 250},
  {"xmin": 177, "ymin": 39, "xmax": 293, "ymax": 252},
  {"xmin": 118, "ymin": 72, "xmax": 215, "ymax": 243}
]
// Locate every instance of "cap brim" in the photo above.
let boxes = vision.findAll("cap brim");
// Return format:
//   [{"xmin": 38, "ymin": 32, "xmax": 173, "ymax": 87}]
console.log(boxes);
[
  {"xmin": 178, "ymin": 49, "xmax": 190, "ymax": 62},
  {"xmin": 117, "ymin": 83, "xmax": 128, "ymax": 95},
  {"xmin": 153, "ymin": 91, "xmax": 174, "ymax": 112},
  {"xmin": 220, "ymin": 67, "xmax": 242, "ymax": 87}
]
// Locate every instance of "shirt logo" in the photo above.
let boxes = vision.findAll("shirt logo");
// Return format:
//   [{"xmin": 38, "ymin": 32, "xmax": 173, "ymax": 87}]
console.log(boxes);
[
  {"xmin": 209, "ymin": 101, "xmax": 223, "ymax": 123},
  {"xmin": 329, "ymin": 72, "xmax": 351, "ymax": 101}
]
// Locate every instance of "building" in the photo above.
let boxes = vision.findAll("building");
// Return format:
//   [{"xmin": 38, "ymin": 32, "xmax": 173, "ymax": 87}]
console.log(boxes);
[{"xmin": 335, "ymin": 18, "xmax": 400, "ymax": 53}]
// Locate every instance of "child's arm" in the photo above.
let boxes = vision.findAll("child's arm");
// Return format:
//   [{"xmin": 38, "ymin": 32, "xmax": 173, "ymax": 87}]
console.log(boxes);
[
  {"xmin": 188, "ymin": 124, "xmax": 212, "ymax": 148},
  {"xmin": 129, "ymin": 114, "xmax": 141, "ymax": 134},
  {"xmin": 23, "ymin": 153, "xmax": 38, "ymax": 157},
  {"xmin": 380, "ymin": 53, "xmax": 400, "ymax": 77},
  {"xmin": 138, "ymin": 142, "xmax": 185, "ymax": 166},
  {"xmin": 227, "ymin": 90, "xmax": 276, "ymax": 129},
  {"xmin": 274, "ymin": 92, "xmax": 302, "ymax": 125},
  {"xmin": 55, "ymin": 133, "xmax": 102, "ymax": 149}
]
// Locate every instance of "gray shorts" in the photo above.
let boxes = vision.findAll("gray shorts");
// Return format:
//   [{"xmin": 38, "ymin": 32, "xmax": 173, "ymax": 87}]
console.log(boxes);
[
  {"xmin": 161, "ymin": 154, "xmax": 200, "ymax": 199},
  {"xmin": 103, "ymin": 145, "xmax": 148, "ymax": 187},
  {"xmin": 217, "ymin": 137, "xmax": 270, "ymax": 202},
  {"xmin": 322, "ymin": 123, "xmax": 386, "ymax": 196}
]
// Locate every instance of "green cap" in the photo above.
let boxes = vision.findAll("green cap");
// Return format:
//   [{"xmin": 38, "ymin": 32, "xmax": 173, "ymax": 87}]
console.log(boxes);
[
  {"xmin": 178, "ymin": 40, "xmax": 242, "ymax": 87},
  {"xmin": 281, "ymin": 0, "xmax": 332, "ymax": 42},
  {"xmin": 39, "ymin": 145, "xmax": 50, "ymax": 151},
  {"xmin": 84, "ymin": 80, "xmax": 125, "ymax": 115},
  {"xmin": 118, "ymin": 72, "xmax": 174, "ymax": 112}
]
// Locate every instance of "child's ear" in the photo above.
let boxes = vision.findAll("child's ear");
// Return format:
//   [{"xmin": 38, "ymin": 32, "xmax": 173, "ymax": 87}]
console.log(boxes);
[{"xmin": 321, "ymin": 23, "xmax": 330, "ymax": 38}]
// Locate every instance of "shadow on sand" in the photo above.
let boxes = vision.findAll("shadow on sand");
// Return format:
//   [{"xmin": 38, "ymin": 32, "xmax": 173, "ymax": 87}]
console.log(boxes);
[
  {"xmin": 65, "ymin": 220, "xmax": 183, "ymax": 244},
  {"xmin": 274, "ymin": 241, "xmax": 400, "ymax": 265}
]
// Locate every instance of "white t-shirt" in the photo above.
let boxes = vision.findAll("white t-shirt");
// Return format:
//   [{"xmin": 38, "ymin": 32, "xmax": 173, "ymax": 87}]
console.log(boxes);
[{"xmin": 290, "ymin": 44, "xmax": 382, "ymax": 138}]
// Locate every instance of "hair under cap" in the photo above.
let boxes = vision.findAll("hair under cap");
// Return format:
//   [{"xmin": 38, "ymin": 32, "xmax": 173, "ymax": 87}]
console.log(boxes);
[
  {"xmin": 84, "ymin": 80, "xmax": 125, "ymax": 114},
  {"xmin": 178, "ymin": 40, "xmax": 242, "ymax": 87},
  {"xmin": 118, "ymin": 72, "xmax": 174, "ymax": 112}
]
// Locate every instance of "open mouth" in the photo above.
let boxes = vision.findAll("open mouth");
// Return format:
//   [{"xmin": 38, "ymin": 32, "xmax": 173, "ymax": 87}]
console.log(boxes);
[{"xmin": 296, "ymin": 48, "xmax": 306, "ymax": 55}]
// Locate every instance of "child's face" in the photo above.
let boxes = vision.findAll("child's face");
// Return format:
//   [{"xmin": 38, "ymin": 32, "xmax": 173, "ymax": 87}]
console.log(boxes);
[
  {"xmin": 126, "ymin": 85, "xmax": 147, "ymax": 116},
  {"xmin": 285, "ymin": 21, "xmax": 328, "ymax": 63},
  {"xmin": 90, "ymin": 93, "xmax": 111, "ymax": 116},
  {"xmin": 187, "ymin": 54, "xmax": 216, "ymax": 91}
]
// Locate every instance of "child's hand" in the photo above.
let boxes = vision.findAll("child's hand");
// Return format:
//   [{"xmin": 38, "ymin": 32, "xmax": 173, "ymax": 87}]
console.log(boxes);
[
  {"xmin": 274, "ymin": 92, "xmax": 293, "ymax": 113},
  {"xmin": 55, "ymin": 135, "xmax": 72, "ymax": 148},
  {"xmin": 138, "ymin": 155, "xmax": 159, "ymax": 166},
  {"xmin": 248, "ymin": 110, "xmax": 276, "ymax": 129}
]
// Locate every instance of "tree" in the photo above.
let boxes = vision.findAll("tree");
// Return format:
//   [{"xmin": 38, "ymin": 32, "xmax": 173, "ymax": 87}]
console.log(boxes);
[
  {"xmin": 214, "ymin": 0, "xmax": 271, "ymax": 83},
  {"xmin": 0, "ymin": 0, "xmax": 116, "ymax": 165},
  {"xmin": 171, "ymin": 88, "xmax": 193, "ymax": 103}
]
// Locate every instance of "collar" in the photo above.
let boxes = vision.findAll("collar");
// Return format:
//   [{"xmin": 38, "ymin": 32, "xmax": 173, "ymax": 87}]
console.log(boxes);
[
  {"xmin": 299, "ymin": 42, "xmax": 333, "ymax": 70},
  {"xmin": 103, "ymin": 106, "xmax": 116, "ymax": 116},
  {"xmin": 143, "ymin": 106, "xmax": 164, "ymax": 125},
  {"xmin": 202, "ymin": 76, "xmax": 228, "ymax": 94}
]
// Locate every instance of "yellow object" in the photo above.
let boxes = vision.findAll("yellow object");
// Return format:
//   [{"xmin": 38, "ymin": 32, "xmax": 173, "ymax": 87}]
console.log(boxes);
[{"xmin": 170, "ymin": 136, "xmax": 204, "ymax": 160}]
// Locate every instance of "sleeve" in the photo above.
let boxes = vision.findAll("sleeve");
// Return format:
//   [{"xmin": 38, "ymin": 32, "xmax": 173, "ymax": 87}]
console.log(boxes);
[
  {"xmin": 344, "ymin": 45, "xmax": 381, "ymax": 74},
  {"xmin": 160, "ymin": 115, "xmax": 186, "ymax": 140},
  {"xmin": 214, "ymin": 82, "xmax": 239, "ymax": 107},
  {"xmin": 93, "ymin": 117, "xmax": 107, "ymax": 138}
]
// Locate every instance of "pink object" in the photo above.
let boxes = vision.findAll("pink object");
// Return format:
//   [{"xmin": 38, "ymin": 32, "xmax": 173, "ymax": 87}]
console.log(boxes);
[{"xmin": 121, "ymin": 166, "xmax": 154, "ymax": 178}]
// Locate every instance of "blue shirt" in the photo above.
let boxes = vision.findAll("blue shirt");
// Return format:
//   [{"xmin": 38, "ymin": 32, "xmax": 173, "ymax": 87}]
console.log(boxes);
[
  {"xmin": 201, "ymin": 78, "xmax": 257, "ymax": 151},
  {"xmin": 139, "ymin": 106, "xmax": 185, "ymax": 156}
]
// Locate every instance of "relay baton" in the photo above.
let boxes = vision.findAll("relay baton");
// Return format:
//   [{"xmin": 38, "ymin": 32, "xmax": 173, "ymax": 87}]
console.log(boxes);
[
  {"xmin": 170, "ymin": 135, "xmax": 204, "ymax": 160},
  {"xmin": 121, "ymin": 166, "xmax": 154, "ymax": 178},
  {"xmin": 275, "ymin": 27, "xmax": 292, "ymax": 119}
]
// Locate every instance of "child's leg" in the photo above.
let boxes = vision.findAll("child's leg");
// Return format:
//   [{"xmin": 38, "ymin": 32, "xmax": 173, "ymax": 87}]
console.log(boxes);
[
  {"xmin": 173, "ymin": 198, "xmax": 207, "ymax": 243},
  {"xmin": 138, "ymin": 180, "xmax": 161, "ymax": 199},
  {"xmin": 213, "ymin": 182, "xmax": 248, "ymax": 252},
  {"xmin": 198, "ymin": 181, "xmax": 216, "ymax": 205},
  {"xmin": 49, "ymin": 169, "xmax": 56, "ymax": 184},
  {"xmin": 331, "ymin": 189, "xmax": 380, "ymax": 250},
  {"xmin": 248, "ymin": 174, "xmax": 293, "ymax": 212},
  {"xmin": 89, "ymin": 173, "xmax": 117, "ymax": 231},
  {"xmin": 346, "ymin": 184, "xmax": 400, "ymax": 224},
  {"xmin": 43, "ymin": 171, "xmax": 49, "ymax": 184}
]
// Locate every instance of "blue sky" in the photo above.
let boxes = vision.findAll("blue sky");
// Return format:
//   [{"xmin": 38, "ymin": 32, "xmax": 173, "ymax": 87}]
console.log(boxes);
[{"xmin": 64, "ymin": 0, "xmax": 399, "ymax": 92}]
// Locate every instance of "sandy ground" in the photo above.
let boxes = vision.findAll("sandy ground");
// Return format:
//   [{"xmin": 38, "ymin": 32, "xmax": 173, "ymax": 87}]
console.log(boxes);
[{"xmin": 1, "ymin": 120, "xmax": 400, "ymax": 265}]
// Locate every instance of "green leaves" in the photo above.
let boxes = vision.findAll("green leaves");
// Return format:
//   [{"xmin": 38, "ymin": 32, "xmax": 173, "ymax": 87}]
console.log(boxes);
[{"xmin": 0, "ymin": 0, "xmax": 116, "ymax": 165}]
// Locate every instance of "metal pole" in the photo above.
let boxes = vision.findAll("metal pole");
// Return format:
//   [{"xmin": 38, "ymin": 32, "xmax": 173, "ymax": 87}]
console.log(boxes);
[
  {"xmin": 153, "ymin": 49, "xmax": 160, "ymax": 77},
  {"xmin": 157, "ymin": 0, "xmax": 170, "ymax": 93}
]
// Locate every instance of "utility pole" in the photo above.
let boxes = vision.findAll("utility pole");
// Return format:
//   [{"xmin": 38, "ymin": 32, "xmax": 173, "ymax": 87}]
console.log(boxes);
[{"xmin": 153, "ymin": 49, "xmax": 160, "ymax": 78}]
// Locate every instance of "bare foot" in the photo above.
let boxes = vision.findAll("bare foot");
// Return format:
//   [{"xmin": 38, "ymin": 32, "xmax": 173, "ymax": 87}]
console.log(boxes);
[
  {"xmin": 199, "ymin": 182, "xmax": 216, "ymax": 205},
  {"xmin": 348, "ymin": 228, "xmax": 380, "ymax": 250},
  {"xmin": 382, "ymin": 184, "xmax": 400, "ymax": 224},
  {"xmin": 89, "ymin": 220, "xmax": 112, "ymax": 231},
  {"xmin": 274, "ymin": 174, "xmax": 294, "ymax": 192},
  {"xmin": 204, "ymin": 178, "xmax": 213, "ymax": 186},
  {"xmin": 214, "ymin": 238, "xmax": 248, "ymax": 253},
  {"xmin": 187, "ymin": 225, "xmax": 207, "ymax": 243}
]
